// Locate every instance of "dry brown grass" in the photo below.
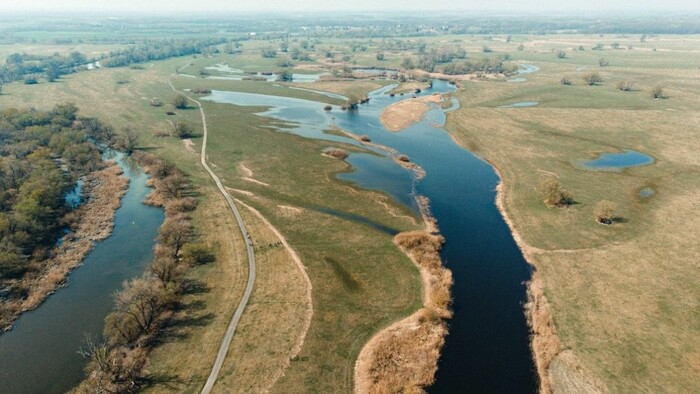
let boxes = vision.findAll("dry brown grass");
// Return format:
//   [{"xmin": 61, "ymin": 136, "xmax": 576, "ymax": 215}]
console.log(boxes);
[
  {"xmin": 354, "ymin": 228, "xmax": 453, "ymax": 394},
  {"xmin": 0, "ymin": 163, "xmax": 128, "ymax": 331},
  {"xmin": 380, "ymin": 95, "xmax": 443, "ymax": 132}
]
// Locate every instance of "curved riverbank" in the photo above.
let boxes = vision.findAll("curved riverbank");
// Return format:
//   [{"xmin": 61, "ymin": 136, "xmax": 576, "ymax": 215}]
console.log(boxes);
[{"xmin": 0, "ymin": 162, "xmax": 128, "ymax": 332}]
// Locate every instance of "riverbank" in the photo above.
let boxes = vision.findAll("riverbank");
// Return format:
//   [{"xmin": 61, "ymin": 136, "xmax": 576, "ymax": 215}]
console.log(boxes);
[
  {"xmin": 380, "ymin": 94, "xmax": 444, "ymax": 132},
  {"xmin": 494, "ymin": 177, "xmax": 561, "ymax": 394},
  {"xmin": 0, "ymin": 162, "xmax": 128, "ymax": 332},
  {"xmin": 354, "ymin": 197, "xmax": 452, "ymax": 393}
]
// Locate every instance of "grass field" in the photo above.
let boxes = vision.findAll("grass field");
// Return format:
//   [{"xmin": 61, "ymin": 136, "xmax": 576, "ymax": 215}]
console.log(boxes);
[{"xmin": 443, "ymin": 34, "xmax": 700, "ymax": 392}]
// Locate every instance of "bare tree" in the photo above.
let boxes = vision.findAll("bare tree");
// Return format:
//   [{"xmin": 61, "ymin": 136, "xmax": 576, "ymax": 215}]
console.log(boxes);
[
  {"xmin": 158, "ymin": 216, "xmax": 190, "ymax": 258},
  {"xmin": 160, "ymin": 173, "xmax": 188, "ymax": 198},
  {"xmin": 113, "ymin": 278, "xmax": 171, "ymax": 336},
  {"xmin": 539, "ymin": 179, "xmax": 574, "ymax": 207},
  {"xmin": 115, "ymin": 126, "xmax": 140, "ymax": 154}
]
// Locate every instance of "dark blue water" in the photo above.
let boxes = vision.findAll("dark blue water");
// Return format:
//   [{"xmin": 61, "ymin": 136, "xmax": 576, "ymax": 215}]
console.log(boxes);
[
  {"xmin": 204, "ymin": 80, "xmax": 537, "ymax": 393},
  {"xmin": 0, "ymin": 153, "xmax": 164, "ymax": 394}
]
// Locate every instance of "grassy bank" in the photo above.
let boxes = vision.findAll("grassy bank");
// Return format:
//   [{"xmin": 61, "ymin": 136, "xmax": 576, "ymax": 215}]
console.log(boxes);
[{"xmin": 444, "ymin": 35, "xmax": 700, "ymax": 392}]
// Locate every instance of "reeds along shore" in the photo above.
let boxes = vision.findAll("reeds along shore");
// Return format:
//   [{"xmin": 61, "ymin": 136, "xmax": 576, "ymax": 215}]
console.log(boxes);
[
  {"xmin": 354, "ymin": 197, "xmax": 453, "ymax": 394},
  {"xmin": 0, "ymin": 163, "xmax": 128, "ymax": 333}
]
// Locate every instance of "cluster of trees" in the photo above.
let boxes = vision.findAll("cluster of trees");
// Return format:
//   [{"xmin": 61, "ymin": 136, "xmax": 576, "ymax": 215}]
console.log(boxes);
[
  {"xmin": 100, "ymin": 37, "xmax": 227, "ymax": 68},
  {"xmin": 0, "ymin": 51, "xmax": 88, "ymax": 83},
  {"xmin": 80, "ymin": 152, "xmax": 213, "ymax": 392},
  {"xmin": 0, "ymin": 104, "xmax": 106, "ymax": 281},
  {"xmin": 441, "ymin": 57, "xmax": 517, "ymax": 75},
  {"xmin": 412, "ymin": 48, "xmax": 467, "ymax": 72}
]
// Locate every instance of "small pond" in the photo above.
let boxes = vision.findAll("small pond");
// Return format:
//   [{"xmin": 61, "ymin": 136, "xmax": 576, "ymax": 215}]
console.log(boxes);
[
  {"xmin": 579, "ymin": 150, "xmax": 654, "ymax": 171},
  {"xmin": 640, "ymin": 187, "xmax": 655, "ymax": 198},
  {"xmin": 64, "ymin": 179, "xmax": 84, "ymax": 209},
  {"xmin": 500, "ymin": 101, "xmax": 539, "ymax": 108}
]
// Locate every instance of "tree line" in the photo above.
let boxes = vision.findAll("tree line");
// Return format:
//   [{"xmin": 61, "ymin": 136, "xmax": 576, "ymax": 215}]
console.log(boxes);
[
  {"xmin": 79, "ymin": 151, "xmax": 214, "ymax": 393},
  {"xmin": 0, "ymin": 51, "xmax": 88, "ymax": 83},
  {"xmin": 100, "ymin": 37, "xmax": 228, "ymax": 68}
]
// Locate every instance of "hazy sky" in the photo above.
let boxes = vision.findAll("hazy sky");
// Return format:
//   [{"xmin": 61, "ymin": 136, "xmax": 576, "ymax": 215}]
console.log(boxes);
[
  {"xmin": 1, "ymin": 0, "xmax": 698, "ymax": 14},
  {"xmin": 0, "ymin": 0, "xmax": 700, "ymax": 13}
]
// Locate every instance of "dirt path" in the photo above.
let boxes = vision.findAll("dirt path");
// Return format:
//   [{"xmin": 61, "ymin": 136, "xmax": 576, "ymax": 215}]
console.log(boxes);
[
  {"xmin": 168, "ymin": 75, "xmax": 257, "ymax": 394},
  {"xmin": 233, "ymin": 198, "xmax": 314, "ymax": 393}
]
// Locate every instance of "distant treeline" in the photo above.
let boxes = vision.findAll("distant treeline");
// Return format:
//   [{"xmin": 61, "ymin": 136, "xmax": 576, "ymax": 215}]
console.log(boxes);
[
  {"xmin": 0, "ymin": 37, "xmax": 231, "ymax": 83},
  {"xmin": 99, "ymin": 37, "xmax": 228, "ymax": 67},
  {"xmin": 0, "ymin": 104, "xmax": 109, "ymax": 280},
  {"xmin": 0, "ymin": 51, "xmax": 88, "ymax": 83}
]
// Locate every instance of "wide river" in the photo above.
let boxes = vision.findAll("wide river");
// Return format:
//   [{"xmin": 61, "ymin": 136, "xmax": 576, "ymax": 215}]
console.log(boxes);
[
  {"xmin": 204, "ymin": 79, "xmax": 538, "ymax": 392},
  {"xmin": 0, "ymin": 152, "xmax": 164, "ymax": 394}
]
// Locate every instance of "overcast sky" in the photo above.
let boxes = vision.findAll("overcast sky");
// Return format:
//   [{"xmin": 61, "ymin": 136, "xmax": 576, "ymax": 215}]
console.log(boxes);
[{"xmin": 0, "ymin": 0, "xmax": 698, "ymax": 14}]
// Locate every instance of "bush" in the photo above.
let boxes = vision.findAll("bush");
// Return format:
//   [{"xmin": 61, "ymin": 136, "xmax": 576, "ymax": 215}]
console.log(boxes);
[
  {"xmin": 539, "ymin": 179, "xmax": 574, "ymax": 207},
  {"xmin": 556, "ymin": 50, "xmax": 567, "ymax": 59},
  {"xmin": 172, "ymin": 95, "xmax": 189, "ymax": 109},
  {"xmin": 560, "ymin": 77, "xmax": 572, "ymax": 85},
  {"xmin": 173, "ymin": 121, "xmax": 194, "ymax": 139},
  {"xmin": 616, "ymin": 80, "xmax": 634, "ymax": 91},
  {"xmin": 595, "ymin": 200, "xmax": 617, "ymax": 224},
  {"xmin": 651, "ymin": 86, "xmax": 666, "ymax": 99},
  {"xmin": 583, "ymin": 72, "xmax": 603, "ymax": 86},
  {"xmin": 376, "ymin": 52, "xmax": 385, "ymax": 61},
  {"xmin": 598, "ymin": 58, "xmax": 610, "ymax": 67}
]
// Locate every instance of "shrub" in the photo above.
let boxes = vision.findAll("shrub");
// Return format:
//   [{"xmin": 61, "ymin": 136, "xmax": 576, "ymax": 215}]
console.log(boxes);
[
  {"xmin": 539, "ymin": 179, "xmax": 574, "ymax": 207},
  {"xmin": 616, "ymin": 80, "xmax": 634, "ymax": 91},
  {"xmin": 560, "ymin": 77, "xmax": 572, "ymax": 85},
  {"xmin": 173, "ymin": 121, "xmax": 194, "ymax": 139},
  {"xmin": 556, "ymin": 50, "xmax": 567, "ymax": 59},
  {"xmin": 150, "ymin": 99, "xmax": 163, "ymax": 107},
  {"xmin": 651, "ymin": 86, "xmax": 666, "ymax": 99},
  {"xmin": 583, "ymin": 72, "xmax": 603, "ymax": 86},
  {"xmin": 376, "ymin": 52, "xmax": 385, "ymax": 61},
  {"xmin": 595, "ymin": 200, "xmax": 617, "ymax": 224},
  {"xmin": 598, "ymin": 58, "xmax": 610, "ymax": 67},
  {"xmin": 323, "ymin": 148, "xmax": 349, "ymax": 160},
  {"xmin": 172, "ymin": 95, "xmax": 189, "ymax": 109}
]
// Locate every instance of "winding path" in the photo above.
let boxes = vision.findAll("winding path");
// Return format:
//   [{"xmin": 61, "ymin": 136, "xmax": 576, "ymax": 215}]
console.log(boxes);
[{"xmin": 167, "ymin": 76, "xmax": 257, "ymax": 394}]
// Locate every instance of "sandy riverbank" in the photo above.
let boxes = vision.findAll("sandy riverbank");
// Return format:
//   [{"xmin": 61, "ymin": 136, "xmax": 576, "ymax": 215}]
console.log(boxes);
[
  {"xmin": 0, "ymin": 162, "xmax": 128, "ymax": 332},
  {"xmin": 380, "ymin": 94, "xmax": 444, "ymax": 132}
]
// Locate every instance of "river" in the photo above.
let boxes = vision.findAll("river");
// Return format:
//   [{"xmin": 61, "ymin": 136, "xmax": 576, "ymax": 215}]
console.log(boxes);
[
  {"xmin": 203, "ymin": 80, "xmax": 538, "ymax": 392},
  {"xmin": 0, "ymin": 152, "xmax": 164, "ymax": 394}
]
